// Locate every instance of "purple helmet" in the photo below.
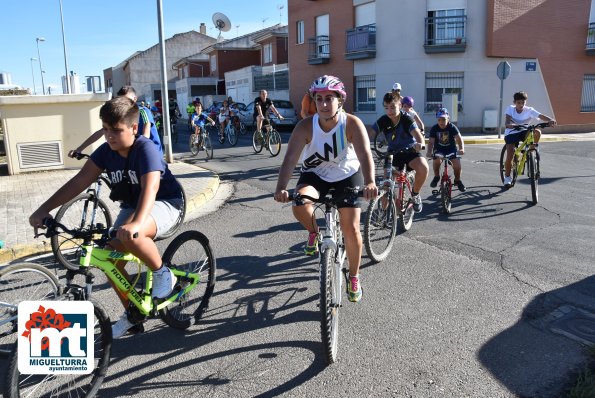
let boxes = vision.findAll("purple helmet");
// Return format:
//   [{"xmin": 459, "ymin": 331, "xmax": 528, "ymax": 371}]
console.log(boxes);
[
  {"xmin": 402, "ymin": 96, "xmax": 415, "ymax": 107},
  {"xmin": 309, "ymin": 75, "xmax": 347, "ymax": 100}
]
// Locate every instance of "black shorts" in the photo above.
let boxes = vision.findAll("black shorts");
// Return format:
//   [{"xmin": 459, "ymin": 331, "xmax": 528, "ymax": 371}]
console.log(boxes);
[
  {"xmin": 296, "ymin": 170, "xmax": 364, "ymax": 208},
  {"xmin": 392, "ymin": 151, "xmax": 422, "ymax": 171},
  {"xmin": 433, "ymin": 146, "xmax": 458, "ymax": 157},
  {"xmin": 505, "ymin": 131, "xmax": 528, "ymax": 145}
]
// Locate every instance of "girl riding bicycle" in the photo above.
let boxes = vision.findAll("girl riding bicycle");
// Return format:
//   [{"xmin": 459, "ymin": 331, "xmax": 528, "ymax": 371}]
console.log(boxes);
[{"xmin": 274, "ymin": 75, "xmax": 378, "ymax": 303}]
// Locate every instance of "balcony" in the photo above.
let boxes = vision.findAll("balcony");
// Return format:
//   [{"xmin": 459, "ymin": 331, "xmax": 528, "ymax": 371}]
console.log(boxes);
[
  {"xmin": 345, "ymin": 24, "xmax": 376, "ymax": 60},
  {"xmin": 308, "ymin": 35, "xmax": 330, "ymax": 64},
  {"xmin": 587, "ymin": 22, "xmax": 595, "ymax": 55},
  {"xmin": 424, "ymin": 15, "xmax": 467, "ymax": 53}
]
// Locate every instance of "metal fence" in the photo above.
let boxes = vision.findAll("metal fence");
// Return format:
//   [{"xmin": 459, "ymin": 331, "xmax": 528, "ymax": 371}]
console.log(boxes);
[
  {"xmin": 253, "ymin": 70, "xmax": 289, "ymax": 91},
  {"xmin": 354, "ymin": 75, "xmax": 376, "ymax": 112}
]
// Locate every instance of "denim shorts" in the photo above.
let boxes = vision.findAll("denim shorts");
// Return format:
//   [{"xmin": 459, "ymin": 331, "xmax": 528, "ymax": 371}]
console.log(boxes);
[
  {"xmin": 504, "ymin": 130, "xmax": 528, "ymax": 145},
  {"xmin": 113, "ymin": 198, "xmax": 183, "ymax": 239}
]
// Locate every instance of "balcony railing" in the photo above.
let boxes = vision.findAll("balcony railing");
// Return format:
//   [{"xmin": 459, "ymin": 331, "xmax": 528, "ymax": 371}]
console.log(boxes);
[
  {"xmin": 345, "ymin": 24, "xmax": 376, "ymax": 60},
  {"xmin": 424, "ymin": 15, "xmax": 467, "ymax": 53},
  {"xmin": 308, "ymin": 35, "xmax": 330, "ymax": 64},
  {"xmin": 587, "ymin": 22, "xmax": 595, "ymax": 55}
]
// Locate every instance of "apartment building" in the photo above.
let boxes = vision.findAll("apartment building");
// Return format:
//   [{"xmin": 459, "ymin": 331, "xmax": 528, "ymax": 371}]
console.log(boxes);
[{"xmin": 288, "ymin": 0, "xmax": 595, "ymax": 132}]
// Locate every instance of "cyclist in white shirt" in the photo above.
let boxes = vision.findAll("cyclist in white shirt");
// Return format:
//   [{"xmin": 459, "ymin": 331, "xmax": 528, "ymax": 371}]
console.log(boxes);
[
  {"xmin": 274, "ymin": 75, "xmax": 378, "ymax": 303},
  {"xmin": 503, "ymin": 91, "xmax": 556, "ymax": 187}
]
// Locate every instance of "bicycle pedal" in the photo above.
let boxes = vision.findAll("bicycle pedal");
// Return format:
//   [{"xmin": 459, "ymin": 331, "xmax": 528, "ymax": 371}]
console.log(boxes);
[{"xmin": 432, "ymin": 189, "xmax": 439, "ymax": 195}]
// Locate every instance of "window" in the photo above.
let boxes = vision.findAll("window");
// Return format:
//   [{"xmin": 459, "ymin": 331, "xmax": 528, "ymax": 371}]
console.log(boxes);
[
  {"xmin": 355, "ymin": 75, "xmax": 376, "ymax": 112},
  {"xmin": 427, "ymin": 9, "xmax": 465, "ymax": 45},
  {"xmin": 425, "ymin": 72, "xmax": 464, "ymax": 113},
  {"xmin": 210, "ymin": 55, "xmax": 217, "ymax": 72},
  {"xmin": 263, "ymin": 43, "xmax": 273, "ymax": 64},
  {"xmin": 297, "ymin": 20, "xmax": 304, "ymax": 44},
  {"xmin": 581, "ymin": 74, "xmax": 595, "ymax": 112}
]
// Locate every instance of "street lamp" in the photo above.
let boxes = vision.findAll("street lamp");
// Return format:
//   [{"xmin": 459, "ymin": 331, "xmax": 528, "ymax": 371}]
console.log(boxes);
[
  {"xmin": 30, "ymin": 58, "xmax": 38, "ymax": 95},
  {"xmin": 36, "ymin": 37, "xmax": 46, "ymax": 95}
]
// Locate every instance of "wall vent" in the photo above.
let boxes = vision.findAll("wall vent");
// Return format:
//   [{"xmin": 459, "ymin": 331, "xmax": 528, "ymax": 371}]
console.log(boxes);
[{"xmin": 17, "ymin": 141, "xmax": 63, "ymax": 169}]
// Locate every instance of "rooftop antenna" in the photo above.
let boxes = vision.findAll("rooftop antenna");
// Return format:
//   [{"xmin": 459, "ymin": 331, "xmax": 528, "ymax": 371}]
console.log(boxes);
[
  {"xmin": 261, "ymin": 17, "xmax": 269, "ymax": 28},
  {"xmin": 212, "ymin": 12, "xmax": 231, "ymax": 41},
  {"xmin": 235, "ymin": 24, "xmax": 240, "ymax": 38},
  {"xmin": 277, "ymin": 4, "xmax": 284, "ymax": 23}
]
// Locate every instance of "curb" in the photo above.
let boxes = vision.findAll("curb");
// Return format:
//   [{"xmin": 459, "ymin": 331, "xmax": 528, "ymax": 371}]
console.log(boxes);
[{"xmin": 0, "ymin": 171, "xmax": 220, "ymax": 265}]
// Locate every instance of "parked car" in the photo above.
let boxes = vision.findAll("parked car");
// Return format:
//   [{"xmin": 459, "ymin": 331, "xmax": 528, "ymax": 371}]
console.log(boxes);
[{"xmin": 237, "ymin": 100, "xmax": 298, "ymax": 130}]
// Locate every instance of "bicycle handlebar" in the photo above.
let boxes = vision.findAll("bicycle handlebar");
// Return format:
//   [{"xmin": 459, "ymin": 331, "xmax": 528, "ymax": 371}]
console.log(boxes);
[
  {"xmin": 511, "ymin": 122, "xmax": 550, "ymax": 131},
  {"xmin": 38, "ymin": 217, "xmax": 137, "ymax": 240}
]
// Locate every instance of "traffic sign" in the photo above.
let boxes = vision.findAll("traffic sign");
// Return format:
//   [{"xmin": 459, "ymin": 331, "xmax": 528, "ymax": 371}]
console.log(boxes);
[{"xmin": 497, "ymin": 61, "xmax": 511, "ymax": 80}]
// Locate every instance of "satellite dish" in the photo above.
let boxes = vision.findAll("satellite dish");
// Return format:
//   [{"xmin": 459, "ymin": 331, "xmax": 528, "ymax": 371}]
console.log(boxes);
[{"xmin": 212, "ymin": 12, "xmax": 231, "ymax": 40}]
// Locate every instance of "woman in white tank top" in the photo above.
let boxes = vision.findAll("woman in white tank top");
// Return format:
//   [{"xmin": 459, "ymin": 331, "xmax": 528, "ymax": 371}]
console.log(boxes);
[{"xmin": 274, "ymin": 75, "xmax": 378, "ymax": 303}]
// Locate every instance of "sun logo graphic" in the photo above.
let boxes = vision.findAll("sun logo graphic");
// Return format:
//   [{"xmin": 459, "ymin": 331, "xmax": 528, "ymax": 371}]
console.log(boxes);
[{"xmin": 18, "ymin": 301, "xmax": 94, "ymax": 374}]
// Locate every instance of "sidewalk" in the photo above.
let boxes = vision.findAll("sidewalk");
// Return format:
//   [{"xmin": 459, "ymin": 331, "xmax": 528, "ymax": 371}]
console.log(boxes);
[
  {"xmin": 458, "ymin": 131, "xmax": 595, "ymax": 145},
  {"xmin": 0, "ymin": 161, "xmax": 219, "ymax": 264}
]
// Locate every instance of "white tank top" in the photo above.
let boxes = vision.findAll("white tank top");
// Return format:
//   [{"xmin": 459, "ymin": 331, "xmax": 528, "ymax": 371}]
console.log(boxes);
[{"xmin": 300, "ymin": 112, "xmax": 360, "ymax": 182}]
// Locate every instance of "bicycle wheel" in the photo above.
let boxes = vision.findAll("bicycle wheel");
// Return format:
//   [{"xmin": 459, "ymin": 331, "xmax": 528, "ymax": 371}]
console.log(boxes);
[
  {"xmin": 189, "ymin": 133, "xmax": 199, "ymax": 156},
  {"xmin": 252, "ymin": 130, "xmax": 264, "ymax": 153},
  {"xmin": 320, "ymin": 248, "xmax": 339, "ymax": 364},
  {"xmin": 239, "ymin": 122, "xmax": 247, "ymax": 135},
  {"xmin": 363, "ymin": 191, "xmax": 397, "ymax": 263},
  {"xmin": 267, "ymin": 129, "xmax": 282, "ymax": 157},
  {"xmin": 172, "ymin": 123, "xmax": 178, "ymax": 144},
  {"xmin": 373, "ymin": 131, "xmax": 389, "ymax": 158},
  {"xmin": 0, "ymin": 263, "xmax": 61, "ymax": 357},
  {"xmin": 4, "ymin": 297, "xmax": 112, "ymax": 398},
  {"xmin": 227, "ymin": 125, "xmax": 238, "ymax": 146},
  {"xmin": 397, "ymin": 174, "xmax": 415, "ymax": 232},
  {"xmin": 441, "ymin": 178, "xmax": 452, "ymax": 214},
  {"xmin": 159, "ymin": 230, "xmax": 216, "ymax": 330},
  {"xmin": 499, "ymin": 145, "xmax": 507, "ymax": 184},
  {"xmin": 528, "ymin": 151, "xmax": 538, "ymax": 205},
  {"xmin": 52, "ymin": 194, "xmax": 113, "ymax": 271},
  {"xmin": 204, "ymin": 135, "xmax": 213, "ymax": 159}
]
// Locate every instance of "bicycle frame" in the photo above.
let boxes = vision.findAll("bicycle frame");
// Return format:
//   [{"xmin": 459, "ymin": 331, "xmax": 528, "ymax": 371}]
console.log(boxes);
[
  {"xmin": 512, "ymin": 129, "xmax": 536, "ymax": 176},
  {"xmin": 394, "ymin": 165, "xmax": 414, "ymax": 214},
  {"xmin": 75, "ymin": 243, "xmax": 200, "ymax": 316}
]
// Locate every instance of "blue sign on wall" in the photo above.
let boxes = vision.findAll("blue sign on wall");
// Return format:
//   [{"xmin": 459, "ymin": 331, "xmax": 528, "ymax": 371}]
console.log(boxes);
[{"xmin": 526, "ymin": 62, "xmax": 537, "ymax": 72}]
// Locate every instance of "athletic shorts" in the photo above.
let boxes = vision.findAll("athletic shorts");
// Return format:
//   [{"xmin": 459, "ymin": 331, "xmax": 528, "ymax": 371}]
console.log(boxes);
[
  {"xmin": 504, "ymin": 130, "xmax": 528, "ymax": 145},
  {"xmin": 433, "ymin": 146, "xmax": 458, "ymax": 157},
  {"xmin": 113, "ymin": 198, "xmax": 183, "ymax": 239},
  {"xmin": 296, "ymin": 170, "xmax": 364, "ymax": 209},
  {"xmin": 392, "ymin": 151, "xmax": 422, "ymax": 171}
]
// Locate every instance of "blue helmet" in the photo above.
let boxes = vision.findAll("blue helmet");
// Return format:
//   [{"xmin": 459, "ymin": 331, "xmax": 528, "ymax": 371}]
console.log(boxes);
[{"xmin": 436, "ymin": 108, "xmax": 449, "ymax": 118}]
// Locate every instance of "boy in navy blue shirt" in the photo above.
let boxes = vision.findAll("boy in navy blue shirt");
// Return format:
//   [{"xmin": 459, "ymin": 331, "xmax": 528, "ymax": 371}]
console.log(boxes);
[{"xmin": 30, "ymin": 96, "xmax": 183, "ymax": 339}]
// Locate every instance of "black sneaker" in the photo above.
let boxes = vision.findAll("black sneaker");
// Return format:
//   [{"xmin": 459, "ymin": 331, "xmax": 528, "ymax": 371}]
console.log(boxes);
[
  {"xmin": 455, "ymin": 180, "xmax": 466, "ymax": 192},
  {"xmin": 430, "ymin": 176, "xmax": 440, "ymax": 188}
]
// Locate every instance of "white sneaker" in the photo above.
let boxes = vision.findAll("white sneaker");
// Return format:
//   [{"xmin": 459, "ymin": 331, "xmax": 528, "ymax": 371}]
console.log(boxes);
[
  {"xmin": 112, "ymin": 312, "xmax": 135, "ymax": 339},
  {"xmin": 412, "ymin": 194, "xmax": 423, "ymax": 213},
  {"xmin": 503, "ymin": 176, "xmax": 513, "ymax": 187},
  {"xmin": 152, "ymin": 266, "xmax": 177, "ymax": 298}
]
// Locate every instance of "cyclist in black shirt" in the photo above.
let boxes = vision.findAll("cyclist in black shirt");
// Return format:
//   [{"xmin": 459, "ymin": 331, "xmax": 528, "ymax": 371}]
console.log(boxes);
[{"xmin": 254, "ymin": 89, "xmax": 283, "ymax": 132}]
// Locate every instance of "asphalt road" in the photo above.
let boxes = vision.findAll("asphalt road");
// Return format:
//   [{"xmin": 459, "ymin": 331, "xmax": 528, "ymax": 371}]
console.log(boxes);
[{"xmin": 4, "ymin": 132, "xmax": 595, "ymax": 397}]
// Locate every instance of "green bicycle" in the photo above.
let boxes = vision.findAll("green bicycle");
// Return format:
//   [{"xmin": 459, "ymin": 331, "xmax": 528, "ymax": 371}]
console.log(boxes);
[
  {"xmin": 499, "ymin": 122, "xmax": 549, "ymax": 205},
  {"xmin": 4, "ymin": 218, "xmax": 216, "ymax": 398}
]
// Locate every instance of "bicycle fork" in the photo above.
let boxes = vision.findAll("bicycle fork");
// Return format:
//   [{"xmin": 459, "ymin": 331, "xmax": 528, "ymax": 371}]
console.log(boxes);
[{"xmin": 319, "ymin": 209, "xmax": 348, "ymax": 309}]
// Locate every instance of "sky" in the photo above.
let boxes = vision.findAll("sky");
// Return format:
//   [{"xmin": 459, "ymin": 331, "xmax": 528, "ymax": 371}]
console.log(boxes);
[{"xmin": 0, "ymin": 0, "xmax": 288, "ymax": 94}]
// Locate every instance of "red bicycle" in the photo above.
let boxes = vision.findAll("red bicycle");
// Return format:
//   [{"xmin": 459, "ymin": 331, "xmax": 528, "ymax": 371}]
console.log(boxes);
[{"xmin": 430, "ymin": 152, "xmax": 462, "ymax": 214}]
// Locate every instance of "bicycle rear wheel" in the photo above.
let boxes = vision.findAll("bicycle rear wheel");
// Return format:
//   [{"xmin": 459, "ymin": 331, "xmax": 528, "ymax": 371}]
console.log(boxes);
[
  {"xmin": 528, "ymin": 151, "xmax": 538, "ymax": 204},
  {"xmin": 52, "ymin": 194, "xmax": 113, "ymax": 271},
  {"xmin": 0, "ymin": 263, "xmax": 61, "ymax": 357},
  {"xmin": 320, "ymin": 248, "xmax": 339, "ymax": 365},
  {"xmin": 189, "ymin": 133, "xmax": 199, "ymax": 155},
  {"xmin": 227, "ymin": 125, "xmax": 238, "ymax": 146},
  {"xmin": 397, "ymin": 174, "xmax": 415, "ymax": 232},
  {"xmin": 4, "ymin": 297, "xmax": 112, "ymax": 398},
  {"xmin": 441, "ymin": 178, "xmax": 452, "ymax": 214},
  {"xmin": 204, "ymin": 135, "xmax": 213, "ymax": 159},
  {"xmin": 499, "ymin": 145, "xmax": 507, "ymax": 184},
  {"xmin": 160, "ymin": 230, "xmax": 216, "ymax": 330},
  {"xmin": 363, "ymin": 191, "xmax": 397, "ymax": 263},
  {"xmin": 252, "ymin": 130, "xmax": 264, "ymax": 153},
  {"xmin": 267, "ymin": 129, "xmax": 282, "ymax": 157}
]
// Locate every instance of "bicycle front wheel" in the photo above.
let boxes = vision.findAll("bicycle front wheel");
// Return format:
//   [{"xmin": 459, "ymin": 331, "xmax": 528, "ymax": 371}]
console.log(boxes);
[
  {"xmin": 160, "ymin": 230, "xmax": 216, "ymax": 330},
  {"xmin": 363, "ymin": 191, "xmax": 397, "ymax": 263},
  {"xmin": 227, "ymin": 126, "xmax": 238, "ymax": 146},
  {"xmin": 441, "ymin": 179, "xmax": 452, "ymax": 214},
  {"xmin": 252, "ymin": 130, "xmax": 264, "ymax": 153},
  {"xmin": 0, "ymin": 263, "xmax": 61, "ymax": 357},
  {"xmin": 189, "ymin": 133, "xmax": 199, "ymax": 155},
  {"xmin": 4, "ymin": 298, "xmax": 112, "ymax": 398},
  {"xmin": 52, "ymin": 194, "xmax": 113, "ymax": 271},
  {"xmin": 397, "ymin": 174, "xmax": 415, "ymax": 232},
  {"xmin": 499, "ymin": 145, "xmax": 507, "ymax": 184},
  {"xmin": 204, "ymin": 135, "xmax": 213, "ymax": 159},
  {"xmin": 267, "ymin": 129, "xmax": 282, "ymax": 157},
  {"xmin": 528, "ymin": 151, "xmax": 538, "ymax": 205},
  {"xmin": 320, "ymin": 248, "xmax": 340, "ymax": 365}
]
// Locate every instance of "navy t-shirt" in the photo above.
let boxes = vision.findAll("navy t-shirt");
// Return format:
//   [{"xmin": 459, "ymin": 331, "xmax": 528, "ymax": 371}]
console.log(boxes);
[
  {"xmin": 90, "ymin": 136, "xmax": 181, "ymax": 206},
  {"xmin": 373, "ymin": 111, "xmax": 418, "ymax": 151},
  {"xmin": 138, "ymin": 106, "xmax": 163, "ymax": 156},
  {"xmin": 429, "ymin": 123, "xmax": 460, "ymax": 151}
]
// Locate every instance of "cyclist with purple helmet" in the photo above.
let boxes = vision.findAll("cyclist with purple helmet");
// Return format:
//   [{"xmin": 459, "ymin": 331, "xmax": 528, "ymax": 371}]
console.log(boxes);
[
  {"xmin": 274, "ymin": 75, "xmax": 378, "ymax": 303},
  {"xmin": 401, "ymin": 96, "xmax": 425, "ymax": 134},
  {"xmin": 426, "ymin": 108, "xmax": 466, "ymax": 192}
]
